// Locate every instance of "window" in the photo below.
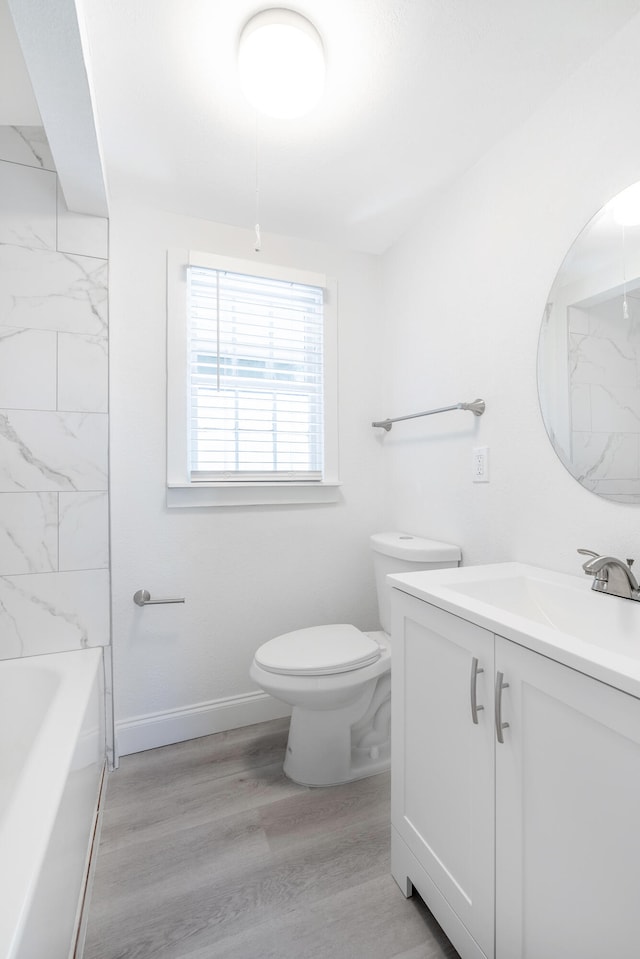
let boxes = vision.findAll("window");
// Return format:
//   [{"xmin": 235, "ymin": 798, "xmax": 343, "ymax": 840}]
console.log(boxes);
[
  {"xmin": 189, "ymin": 266, "xmax": 324, "ymax": 480},
  {"xmin": 167, "ymin": 250, "xmax": 339, "ymax": 507}
]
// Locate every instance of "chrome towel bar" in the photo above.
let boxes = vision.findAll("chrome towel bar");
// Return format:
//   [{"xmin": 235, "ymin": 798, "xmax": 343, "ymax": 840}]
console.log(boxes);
[
  {"xmin": 133, "ymin": 589, "xmax": 185, "ymax": 607},
  {"xmin": 372, "ymin": 398, "xmax": 485, "ymax": 431}
]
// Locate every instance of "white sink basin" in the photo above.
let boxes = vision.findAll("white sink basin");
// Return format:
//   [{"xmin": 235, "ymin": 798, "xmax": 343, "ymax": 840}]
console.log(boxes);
[
  {"xmin": 389, "ymin": 562, "xmax": 640, "ymax": 698},
  {"xmin": 445, "ymin": 571, "xmax": 640, "ymax": 651},
  {"xmin": 446, "ymin": 573, "xmax": 583, "ymax": 626}
]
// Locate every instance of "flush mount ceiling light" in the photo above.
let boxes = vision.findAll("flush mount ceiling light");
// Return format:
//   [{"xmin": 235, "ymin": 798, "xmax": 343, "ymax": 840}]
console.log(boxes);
[{"xmin": 238, "ymin": 8, "xmax": 325, "ymax": 119}]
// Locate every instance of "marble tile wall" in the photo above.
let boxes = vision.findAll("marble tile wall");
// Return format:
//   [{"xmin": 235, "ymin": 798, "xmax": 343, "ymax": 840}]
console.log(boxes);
[
  {"xmin": 569, "ymin": 297, "xmax": 640, "ymax": 502},
  {"xmin": 0, "ymin": 126, "xmax": 110, "ymax": 658}
]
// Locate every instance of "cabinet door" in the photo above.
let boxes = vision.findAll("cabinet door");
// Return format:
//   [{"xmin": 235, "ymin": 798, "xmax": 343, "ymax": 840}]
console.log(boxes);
[
  {"xmin": 391, "ymin": 593, "xmax": 495, "ymax": 957},
  {"xmin": 495, "ymin": 635, "xmax": 640, "ymax": 959}
]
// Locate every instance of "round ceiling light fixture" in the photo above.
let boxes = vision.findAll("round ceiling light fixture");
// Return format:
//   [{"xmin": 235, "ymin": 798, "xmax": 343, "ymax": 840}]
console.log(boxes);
[{"xmin": 238, "ymin": 8, "xmax": 325, "ymax": 119}]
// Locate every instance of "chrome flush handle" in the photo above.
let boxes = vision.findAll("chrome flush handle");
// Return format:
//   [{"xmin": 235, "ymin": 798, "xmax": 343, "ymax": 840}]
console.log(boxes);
[
  {"xmin": 495, "ymin": 671, "xmax": 510, "ymax": 744},
  {"xmin": 470, "ymin": 657, "xmax": 484, "ymax": 724}
]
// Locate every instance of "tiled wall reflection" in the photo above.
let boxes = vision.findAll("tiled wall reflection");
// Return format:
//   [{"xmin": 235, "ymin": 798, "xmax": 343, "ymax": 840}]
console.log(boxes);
[
  {"xmin": 0, "ymin": 126, "xmax": 109, "ymax": 658},
  {"xmin": 568, "ymin": 296, "xmax": 640, "ymax": 503}
]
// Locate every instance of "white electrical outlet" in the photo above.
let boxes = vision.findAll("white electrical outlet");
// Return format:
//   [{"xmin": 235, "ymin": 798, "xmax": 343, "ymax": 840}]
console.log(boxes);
[{"xmin": 472, "ymin": 446, "xmax": 489, "ymax": 483}]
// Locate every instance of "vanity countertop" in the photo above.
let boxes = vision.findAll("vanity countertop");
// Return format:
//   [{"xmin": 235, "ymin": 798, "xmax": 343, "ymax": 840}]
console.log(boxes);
[{"xmin": 389, "ymin": 562, "xmax": 640, "ymax": 700}]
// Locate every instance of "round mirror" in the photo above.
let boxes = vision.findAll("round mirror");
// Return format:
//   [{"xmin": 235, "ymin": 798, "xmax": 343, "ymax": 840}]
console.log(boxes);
[{"xmin": 538, "ymin": 181, "xmax": 640, "ymax": 503}]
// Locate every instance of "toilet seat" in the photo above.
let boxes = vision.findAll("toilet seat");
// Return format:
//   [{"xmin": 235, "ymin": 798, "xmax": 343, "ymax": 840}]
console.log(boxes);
[{"xmin": 254, "ymin": 624, "xmax": 381, "ymax": 677}]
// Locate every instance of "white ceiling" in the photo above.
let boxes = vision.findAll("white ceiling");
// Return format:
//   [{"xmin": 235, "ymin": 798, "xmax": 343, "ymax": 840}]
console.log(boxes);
[{"xmin": 7, "ymin": 0, "xmax": 640, "ymax": 252}]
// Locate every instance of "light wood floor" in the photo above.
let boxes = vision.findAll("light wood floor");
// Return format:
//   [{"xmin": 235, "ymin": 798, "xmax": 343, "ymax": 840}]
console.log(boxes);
[{"xmin": 84, "ymin": 718, "xmax": 460, "ymax": 959}]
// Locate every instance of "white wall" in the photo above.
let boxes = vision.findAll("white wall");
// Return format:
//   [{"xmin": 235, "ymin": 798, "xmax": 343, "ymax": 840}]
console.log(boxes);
[
  {"xmin": 110, "ymin": 12, "xmax": 640, "ymax": 756},
  {"xmin": 109, "ymin": 204, "xmax": 390, "ymax": 754},
  {"xmin": 381, "ymin": 13, "xmax": 640, "ymax": 576}
]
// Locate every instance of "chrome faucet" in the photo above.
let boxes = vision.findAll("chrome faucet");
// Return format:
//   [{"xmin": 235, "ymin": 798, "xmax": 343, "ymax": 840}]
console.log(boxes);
[{"xmin": 577, "ymin": 549, "xmax": 640, "ymax": 601}]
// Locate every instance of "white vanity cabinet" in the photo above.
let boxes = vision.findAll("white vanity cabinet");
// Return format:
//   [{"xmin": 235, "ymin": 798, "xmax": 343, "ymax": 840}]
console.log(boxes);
[
  {"xmin": 391, "ymin": 587, "xmax": 640, "ymax": 959},
  {"xmin": 390, "ymin": 593, "xmax": 495, "ymax": 959}
]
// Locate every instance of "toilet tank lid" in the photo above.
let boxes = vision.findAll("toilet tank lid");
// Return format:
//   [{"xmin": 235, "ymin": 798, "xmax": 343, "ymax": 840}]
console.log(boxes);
[{"xmin": 370, "ymin": 532, "xmax": 461, "ymax": 563}]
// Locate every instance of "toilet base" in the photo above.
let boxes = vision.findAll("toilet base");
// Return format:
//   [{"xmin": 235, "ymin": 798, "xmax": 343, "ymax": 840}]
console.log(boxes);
[
  {"xmin": 283, "ymin": 675, "xmax": 391, "ymax": 787},
  {"xmin": 284, "ymin": 749, "xmax": 390, "ymax": 788}
]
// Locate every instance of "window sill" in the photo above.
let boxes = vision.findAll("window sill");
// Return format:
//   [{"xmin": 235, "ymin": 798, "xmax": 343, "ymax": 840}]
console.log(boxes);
[{"xmin": 166, "ymin": 482, "xmax": 342, "ymax": 508}]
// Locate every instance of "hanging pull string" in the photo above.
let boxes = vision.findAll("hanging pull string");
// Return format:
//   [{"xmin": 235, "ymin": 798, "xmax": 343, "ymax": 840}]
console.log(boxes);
[
  {"xmin": 254, "ymin": 113, "xmax": 261, "ymax": 252},
  {"xmin": 623, "ymin": 224, "xmax": 630, "ymax": 320}
]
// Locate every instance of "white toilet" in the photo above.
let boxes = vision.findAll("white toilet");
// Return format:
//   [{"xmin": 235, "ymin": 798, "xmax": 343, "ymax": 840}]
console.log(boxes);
[{"xmin": 250, "ymin": 532, "xmax": 461, "ymax": 786}]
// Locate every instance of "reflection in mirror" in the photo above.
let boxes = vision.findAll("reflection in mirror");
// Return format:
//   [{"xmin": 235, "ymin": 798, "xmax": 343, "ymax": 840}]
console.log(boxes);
[{"xmin": 538, "ymin": 182, "xmax": 640, "ymax": 503}]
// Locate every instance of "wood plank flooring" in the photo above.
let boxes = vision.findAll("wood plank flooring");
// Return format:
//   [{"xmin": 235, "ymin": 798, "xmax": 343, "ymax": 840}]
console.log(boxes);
[{"xmin": 83, "ymin": 718, "xmax": 460, "ymax": 959}]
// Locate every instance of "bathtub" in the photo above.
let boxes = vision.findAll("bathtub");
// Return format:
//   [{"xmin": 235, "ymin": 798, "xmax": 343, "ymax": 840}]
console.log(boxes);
[{"xmin": 0, "ymin": 647, "xmax": 106, "ymax": 959}]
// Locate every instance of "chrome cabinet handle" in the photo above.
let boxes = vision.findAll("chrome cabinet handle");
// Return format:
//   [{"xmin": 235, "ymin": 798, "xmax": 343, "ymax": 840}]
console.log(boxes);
[
  {"xmin": 495, "ymin": 671, "xmax": 510, "ymax": 743},
  {"xmin": 470, "ymin": 657, "xmax": 485, "ymax": 724}
]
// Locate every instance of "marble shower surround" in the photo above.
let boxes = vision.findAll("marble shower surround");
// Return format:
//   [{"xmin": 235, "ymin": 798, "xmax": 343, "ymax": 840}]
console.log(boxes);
[{"xmin": 0, "ymin": 126, "xmax": 110, "ymax": 658}]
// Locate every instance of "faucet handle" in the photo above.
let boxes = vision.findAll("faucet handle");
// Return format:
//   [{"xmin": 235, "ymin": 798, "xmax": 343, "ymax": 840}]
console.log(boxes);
[
  {"xmin": 577, "ymin": 548, "xmax": 600, "ymax": 573},
  {"xmin": 628, "ymin": 559, "xmax": 635, "ymax": 568}
]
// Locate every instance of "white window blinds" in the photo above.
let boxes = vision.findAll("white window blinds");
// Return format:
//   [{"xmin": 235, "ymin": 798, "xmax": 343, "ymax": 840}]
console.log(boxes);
[{"xmin": 188, "ymin": 266, "xmax": 325, "ymax": 482}]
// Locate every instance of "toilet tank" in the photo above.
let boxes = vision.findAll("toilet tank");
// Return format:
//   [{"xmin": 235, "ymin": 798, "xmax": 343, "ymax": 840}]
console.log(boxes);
[{"xmin": 370, "ymin": 532, "xmax": 461, "ymax": 634}]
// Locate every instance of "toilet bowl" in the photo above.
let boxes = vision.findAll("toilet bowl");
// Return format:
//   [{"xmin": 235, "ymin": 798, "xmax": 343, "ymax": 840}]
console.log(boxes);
[
  {"xmin": 250, "ymin": 532, "xmax": 461, "ymax": 787},
  {"xmin": 251, "ymin": 624, "xmax": 392, "ymax": 786}
]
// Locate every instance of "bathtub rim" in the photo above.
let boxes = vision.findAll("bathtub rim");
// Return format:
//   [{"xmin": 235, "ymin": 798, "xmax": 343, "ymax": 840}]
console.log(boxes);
[{"xmin": 0, "ymin": 647, "xmax": 104, "ymax": 959}]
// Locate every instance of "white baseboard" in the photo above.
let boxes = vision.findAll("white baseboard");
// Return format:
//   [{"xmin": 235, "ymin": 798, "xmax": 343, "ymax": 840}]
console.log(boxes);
[{"xmin": 115, "ymin": 691, "xmax": 291, "ymax": 759}]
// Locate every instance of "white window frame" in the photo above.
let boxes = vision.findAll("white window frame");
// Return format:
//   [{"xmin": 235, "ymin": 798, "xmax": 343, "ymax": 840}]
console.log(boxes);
[{"xmin": 167, "ymin": 249, "xmax": 340, "ymax": 507}]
